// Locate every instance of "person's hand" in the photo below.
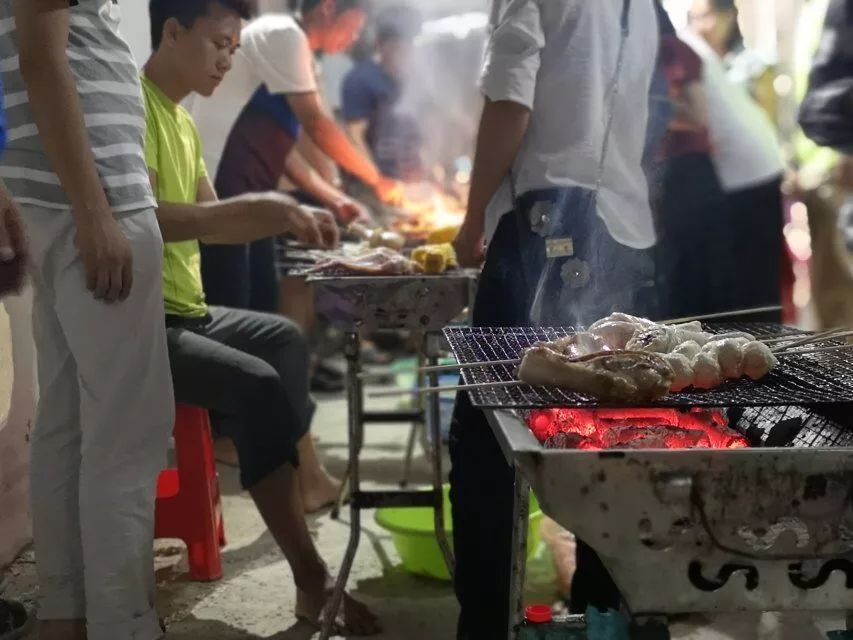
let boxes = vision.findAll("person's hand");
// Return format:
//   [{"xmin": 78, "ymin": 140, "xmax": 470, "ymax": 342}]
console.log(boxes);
[
  {"xmin": 781, "ymin": 169, "xmax": 804, "ymax": 200},
  {"xmin": 255, "ymin": 192, "xmax": 324, "ymax": 248},
  {"xmin": 837, "ymin": 155, "xmax": 853, "ymax": 192},
  {"xmin": 332, "ymin": 197, "xmax": 373, "ymax": 225},
  {"xmin": 0, "ymin": 194, "xmax": 29, "ymax": 297},
  {"xmin": 374, "ymin": 176, "xmax": 405, "ymax": 206},
  {"xmin": 303, "ymin": 206, "xmax": 340, "ymax": 250},
  {"xmin": 75, "ymin": 210, "xmax": 133, "ymax": 302},
  {"xmin": 452, "ymin": 221, "xmax": 486, "ymax": 269}
]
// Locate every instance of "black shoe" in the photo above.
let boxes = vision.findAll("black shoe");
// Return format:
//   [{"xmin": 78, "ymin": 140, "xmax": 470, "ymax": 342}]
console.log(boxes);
[
  {"xmin": 311, "ymin": 367, "xmax": 346, "ymax": 393},
  {"xmin": 315, "ymin": 359, "xmax": 346, "ymax": 379},
  {"xmin": 0, "ymin": 599, "xmax": 31, "ymax": 640}
]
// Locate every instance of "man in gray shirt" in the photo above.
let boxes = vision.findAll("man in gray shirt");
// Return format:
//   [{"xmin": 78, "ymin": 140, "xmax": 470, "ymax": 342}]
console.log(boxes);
[{"xmin": 0, "ymin": 1, "xmax": 173, "ymax": 639}]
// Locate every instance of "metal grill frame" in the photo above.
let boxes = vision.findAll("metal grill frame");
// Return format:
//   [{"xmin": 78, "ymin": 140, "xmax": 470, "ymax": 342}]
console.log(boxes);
[
  {"xmin": 445, "ymin": 325, "xmax": 853, "ymax": 409},
  {"xmin": 304, "ymin": 272, "xmax": 477, "ymax": 332},
  {"xmin": 489, "ymin": 408, "xmax": 853, "ymax": 620}
]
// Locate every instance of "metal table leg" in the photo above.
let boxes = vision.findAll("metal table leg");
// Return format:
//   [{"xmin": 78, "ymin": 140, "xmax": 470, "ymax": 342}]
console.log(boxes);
[
  {"xmin": 321, "ymin": 332, "xmax": 363, "ymax": 640},
  {"xmin": 400, "ymin": 347, "xmax": 427, "ymax": 487},
  {"xmin": 509, "ymin": 467, "xmax": 531, "ymax": 640},
  {"xmin": 425, "ymin": 331, "xmax": 455, "ymax": 579}
]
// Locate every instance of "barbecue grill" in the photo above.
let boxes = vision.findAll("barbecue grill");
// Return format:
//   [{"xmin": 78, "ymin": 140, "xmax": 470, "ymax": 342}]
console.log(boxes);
[
  {"xmin": 305, "ymin": 272, "xmax": 476, "ymax": 332},
  {"xmin": 443, "ymin": 324, "xmax": 853, "ymax": 640},
  {"xmin": 293, "ymin": 270, "xmax": 478, "ymax": 640}
]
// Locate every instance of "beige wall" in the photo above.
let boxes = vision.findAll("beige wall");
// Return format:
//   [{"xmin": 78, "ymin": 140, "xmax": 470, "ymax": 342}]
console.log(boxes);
[{"xmin": 0, "ymin": 290, "xmax": 36, "ymax": 567}]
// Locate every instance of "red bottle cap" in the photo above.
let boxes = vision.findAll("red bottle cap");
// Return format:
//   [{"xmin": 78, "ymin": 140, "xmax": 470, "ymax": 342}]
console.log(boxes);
[{"xmin": 525, "ymin": 605, "xmax": 553, "ymax": 624}]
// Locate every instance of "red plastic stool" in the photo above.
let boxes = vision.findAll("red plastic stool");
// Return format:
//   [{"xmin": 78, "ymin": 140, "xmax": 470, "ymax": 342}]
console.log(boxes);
[{"xmin": 155, "ymin": 405, "xmax": 226, "ymax": 581}]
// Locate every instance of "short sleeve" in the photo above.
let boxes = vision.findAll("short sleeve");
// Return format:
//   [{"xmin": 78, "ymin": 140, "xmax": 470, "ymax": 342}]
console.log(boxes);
[
  {"xmin": 189, "ymin": 118, "xmax": 208, "ymax": 182},
  {"xmin": 143, "ymin": 89, "xmax": 159, "ymax": 174},
  {"xmin": 242, "ymin": 16, "xmax": 318, "ymax": 95},
  {"xmin": 341, "ymin": 68, "xmax": 375, "ymax": 121},
  {"xmin": 478, "ymin": 0, "xmax": 545, "ymax": 109}
]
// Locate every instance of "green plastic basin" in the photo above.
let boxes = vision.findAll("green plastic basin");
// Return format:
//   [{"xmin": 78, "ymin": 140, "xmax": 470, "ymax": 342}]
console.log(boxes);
[{"xmin": 375, "ymin": 484, "xmax": 542, "ymax": 581}]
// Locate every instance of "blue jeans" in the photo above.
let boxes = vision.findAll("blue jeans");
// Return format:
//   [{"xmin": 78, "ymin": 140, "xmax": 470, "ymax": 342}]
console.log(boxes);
[{"xmin": 450, "ymin": 187, "xmax": 657, "ymax": 639}]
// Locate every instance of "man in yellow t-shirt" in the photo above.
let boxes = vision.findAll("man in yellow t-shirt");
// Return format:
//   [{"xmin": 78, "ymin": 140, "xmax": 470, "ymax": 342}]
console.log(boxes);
[{"xmin": 143, "ymin": 0, "xmax": 379, "ymax": 634}]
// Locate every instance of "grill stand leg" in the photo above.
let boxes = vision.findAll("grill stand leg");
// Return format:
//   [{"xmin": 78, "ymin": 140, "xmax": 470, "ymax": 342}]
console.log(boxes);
[
  {"xmin": 425, "ymin": 331, "xmax": 455, "ymax": 579},
  {"xmin": 330, "ymin": 469, "xmax": 349, "ymax": 520},
  {"xmin": 320, "ymin": 332, "xmax": 363, "ymax": 640},
  {"xmin": 509, "ymin": 467, "xmax": 531, "ymax": 640},
  {"xmin": 400, "ymin": 347, "xmax": 428, "ymax": 487}
]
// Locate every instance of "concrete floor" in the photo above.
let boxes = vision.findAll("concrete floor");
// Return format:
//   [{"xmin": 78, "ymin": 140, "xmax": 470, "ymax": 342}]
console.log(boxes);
[{"xmin": 0, "ymin": 390, "xmax": 847, "ymax": 639}]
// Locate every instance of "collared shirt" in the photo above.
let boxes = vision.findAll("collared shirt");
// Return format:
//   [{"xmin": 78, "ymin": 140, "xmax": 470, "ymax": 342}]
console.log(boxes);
[{"xmin": 480, "ymin": 0, "xmax": 660, "ymax": 249}]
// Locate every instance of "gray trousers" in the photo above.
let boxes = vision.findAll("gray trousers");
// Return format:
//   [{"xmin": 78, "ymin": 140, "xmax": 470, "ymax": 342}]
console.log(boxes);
[
  {"xmin": 165, "ymin": 306, "xmax": 312, "ymax": 489},
  {"xmin": 25, "ymin": 207, "xmax": 174, "ymax": 640}
]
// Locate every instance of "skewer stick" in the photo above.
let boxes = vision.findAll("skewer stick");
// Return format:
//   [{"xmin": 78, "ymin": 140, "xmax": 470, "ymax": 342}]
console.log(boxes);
[
  {"xmin": 770, "ymin": 328, "xmax": 853, "ymax": 352},
  {"xmin": 658, "ymin": 305, "xmax": 783, "ymax": 325},
  {"xmin": 370, "ymin": 343, "xmax": 853, "ymax": 398},
  {"xmin": 359, "ymin": 329, "xmax": 820, "ymax": 380},
  {"xmin": 761, "ymin": 331, "xmax": 816, "ymax": 344},
  {"xmin": 776, "ymin": 343, "xmax": 853, "ymax": 357},
  {"xmin": 358, "ymin": 358, "xmax": 519, "ymax": 379},
  {"xmin": 369, "ymin": 379, "xmax": 522, "ymax": 398}
]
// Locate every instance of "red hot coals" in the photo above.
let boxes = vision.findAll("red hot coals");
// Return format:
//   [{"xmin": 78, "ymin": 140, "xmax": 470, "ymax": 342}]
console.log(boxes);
[{"xmin": 530, "ymin": 408, "xmax": 749, "ymax": 450}]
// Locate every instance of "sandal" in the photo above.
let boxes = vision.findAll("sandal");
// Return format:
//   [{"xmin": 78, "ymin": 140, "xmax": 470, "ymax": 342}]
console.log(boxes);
[{"xmin": 0, "ymin": 599, "xmax": 31, "ymax": 640}]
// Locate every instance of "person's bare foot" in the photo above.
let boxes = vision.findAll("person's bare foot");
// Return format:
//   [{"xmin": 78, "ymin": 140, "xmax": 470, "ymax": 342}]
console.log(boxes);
[
  {"xmin": 38, "ymin": 619, "xmax": 87, "ymax": 640},
  {"xmin": 213, "ymin": 437, "xmax": 240, "ymax": 467},
  {"xmin": 295, "ymin": 583, "xmax": 380, "ymax": 636},
  {"xmin": 299, "ymin": 471, "xmax": 342, "ymax": 514}
]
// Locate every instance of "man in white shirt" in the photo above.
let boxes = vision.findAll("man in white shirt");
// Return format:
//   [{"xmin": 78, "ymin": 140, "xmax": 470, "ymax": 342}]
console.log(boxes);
[
  {"xmin": 681, "ymin": 28, "xmax": 785, "ymax": 320},
  {"xmin": 187, "ymin": 0, "xmax": 401, "ymax": 205},
  {"xmin": 450, "ymin": 1, "xmax": 659, "ymax": 637}
]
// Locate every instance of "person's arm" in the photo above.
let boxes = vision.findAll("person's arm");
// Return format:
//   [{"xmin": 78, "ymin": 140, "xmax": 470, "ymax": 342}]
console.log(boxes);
[
  {"xmin": 754, "ymin": 68, "xmax": 779, "ymax": 125},
  {"xmin": 345, "ymin": 119, "xmax": 375, "ymax": 165},
  {"xmin": 0, "ymin": 183, "xmax": 29, "ymax": 297},
  {"xmin": 14, "ymin": 0, "xmax": 133, "ymax": 302},
  {"xmin": 283, "ymin": 150, "xmax": 372, "ymax": 224},
  {"xmin": 453, "ymin": 0, "xmax": 542, "ymax": 267},
  {"xmin": 288, "ymin": 92, "xmax": 399, "ymax": 201},
  {"xmin": 669, "ymin": 81, "xmax": 709, "ymax": 132},
  {"xmin": 150, "ymin": 171, "xmax": 337, "ymax": 248},
  {"xmin": 454, "ymin": 99, "xmax": 530, "ymax": 266}
]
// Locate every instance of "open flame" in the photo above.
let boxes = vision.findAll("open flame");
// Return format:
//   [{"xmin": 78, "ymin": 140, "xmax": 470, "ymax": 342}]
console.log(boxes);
[
  {"xmin": 529, "ymin": 408, "xmax": 749, "ymax": 450},
  {"xmin": 392, "ymin": 182, "xmax": 466, "ymax": 239}
]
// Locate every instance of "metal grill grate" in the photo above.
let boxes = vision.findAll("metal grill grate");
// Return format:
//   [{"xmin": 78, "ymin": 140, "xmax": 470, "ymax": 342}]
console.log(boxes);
[
  {"xmin": 729, "ymin": 406, "xmax": 853, "ymax": 447},
  {"xmin": 288, "ymin": 267, "xmax": 469, "ymax": 280},
  {"xmin": 444, "ymin": 324, "xmax": 853, "ymax": 409}
]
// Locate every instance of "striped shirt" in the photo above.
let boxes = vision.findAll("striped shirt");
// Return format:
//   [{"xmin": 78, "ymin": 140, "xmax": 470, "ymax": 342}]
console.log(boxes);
[{"xmin": 0, "ymin": 0, "xmax": 155, "ymax": 213}]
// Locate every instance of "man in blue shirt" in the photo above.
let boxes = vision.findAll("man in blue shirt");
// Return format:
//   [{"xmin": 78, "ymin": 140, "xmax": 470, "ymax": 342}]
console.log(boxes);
[{"xmin": 342, "ymin": 20, "xmax": 423, "ymax": 181}]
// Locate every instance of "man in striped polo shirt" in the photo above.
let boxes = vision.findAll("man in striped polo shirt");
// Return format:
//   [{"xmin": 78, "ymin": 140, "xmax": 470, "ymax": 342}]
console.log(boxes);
[{"xmin": 0, "ymin": 1, "xmax": 174, "ymax": 639}]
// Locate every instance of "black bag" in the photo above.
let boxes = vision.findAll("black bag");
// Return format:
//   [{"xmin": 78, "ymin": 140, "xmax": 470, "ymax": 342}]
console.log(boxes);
[
  {"xmin": 798, "ymin": 0, "xmax": 853, "ymax": 153},
  {"xmin": 799, "ymin": 78, "xmax": 853, "ymax": 153}
]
